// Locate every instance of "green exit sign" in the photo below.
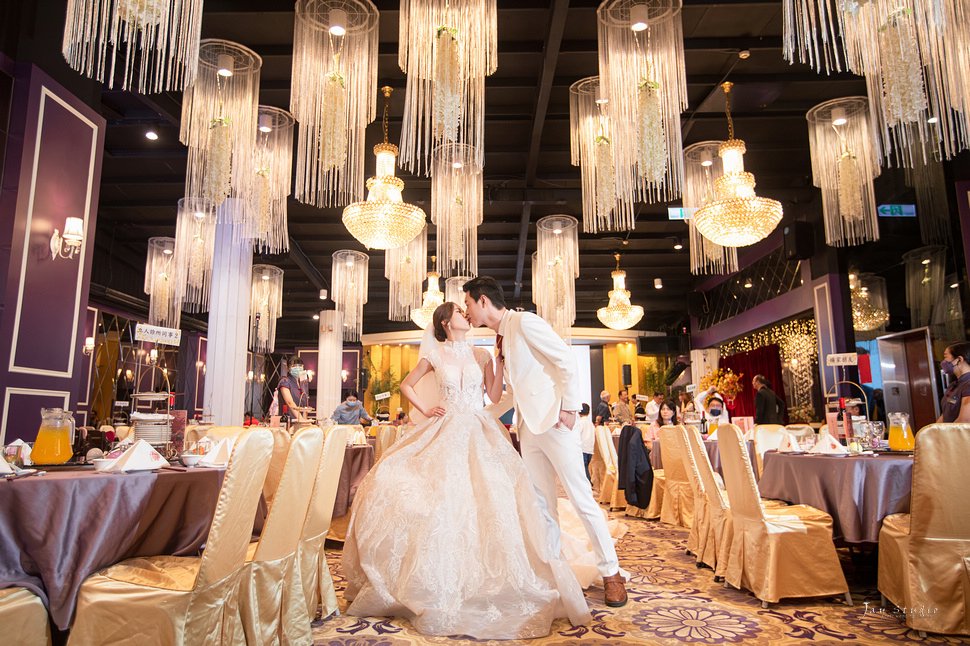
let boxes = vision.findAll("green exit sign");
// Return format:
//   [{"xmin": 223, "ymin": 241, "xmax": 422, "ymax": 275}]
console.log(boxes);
[{"xmin": 877, "ymin": 204, "xmax": 916, "ymax": 217}]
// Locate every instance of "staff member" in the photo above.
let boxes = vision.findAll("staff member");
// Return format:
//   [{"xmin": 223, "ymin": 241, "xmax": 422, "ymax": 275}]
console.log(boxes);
[
  {"xmin": 938, "ymin": 342, "xmax": 970, "ymax": 422},
  {"xmin": 332, "ymin": 391, "xmax": 374, "ymax": 425},
  {"xmin": 279, "ymin": 357, "xmax": 309, "ymax": 423}
]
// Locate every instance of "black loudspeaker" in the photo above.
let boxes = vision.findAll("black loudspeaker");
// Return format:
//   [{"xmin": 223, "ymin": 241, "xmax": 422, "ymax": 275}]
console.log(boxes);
[
  {"xmin": 621, "ymin": 364, "xmax": 632, "ymax": 387},
  {"xmin": 783, "ymin": 221, "xmax": 814, "ymax": 260},
  {"xmin": 687, "ymin": 291, "xmax": 707, "ymax": 317},
  {"xmin": 664, "ymin": 359, "xmax": 689, "ymax": 386},
  {"xmin": 358, "ymin": 369, "xmax": 369, "ymax": 393}
]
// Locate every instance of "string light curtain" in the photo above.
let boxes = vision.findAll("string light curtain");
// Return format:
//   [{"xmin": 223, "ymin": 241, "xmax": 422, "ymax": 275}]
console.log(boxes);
[
  {"xmin": 62, "ymin": 0, "xmax": 203, "ymax": 93},
  {"xmin": 806, "ymin": 97, "xmax": 882, "ymax": 247},
  {"xmin": 291, "ymin": 0, "xmax": 379, "ymax": 207},
  {"xmin": 597, "ymin": 0, "xmax": 687, "ymax": 205},
  {"xmin": 181, "ymin": 39, "xmax": 261, "ymax": 231},
  {"xmin": 252, "ymin": 106, "xmax": 295, "ymax": 253},
  {"xmin": 174, "ymin": 197, "xmax": 217, "ymax": 313},
  {"xmin": 903, "ymin": 245, "xmax": 945, "ymax": 328},
  {"xmin": 397, "ymin": 0, "xmax": 497, "ymax": 175},
  {"xmin": 683, "ymin": 141, "xmax": 738, "ymax": 275},
  {"xmin": 431, "ymin": 142, "xmax": 482, "ymax": 276},
  {"xmin": 535, "ymin": 215, "xmax": 579, "ymax": 339},
  {"xmin": 411, "ymin": 257, "xmax": 444, "ymax": 329},
  {"xmin": 597, "ymin": 252, "xmax": 644, "ymax": 331},
  {"xmin": 332, "ymin": 250, "xmax": 369, "ymax": 341},
  {"xmin": 904, "ymin": 146, "xmax": 950, "ymax": 245},
  {"xmin": 445, "ymin": 275, "xmax": 472, "ymax": 305},
  {"xmin": 849, "ymin": 271, "xmax": 890, "ymax": 337},
  {"xmin": 145, "ymin": 237, "xmax": 180, "ymax": 328},
  {"xmin": 385, "ymin": 225, "xmax": 428, "ymax": 321},
  {"xmin": 249, "ymin": 265, "xmax": 284, "ymax": 353}
]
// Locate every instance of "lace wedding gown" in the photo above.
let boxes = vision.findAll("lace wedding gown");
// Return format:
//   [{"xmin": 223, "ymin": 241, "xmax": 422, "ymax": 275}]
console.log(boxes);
[{"xmin": 342, "ymin": 340, "xmax": 591, "ymax": 639}]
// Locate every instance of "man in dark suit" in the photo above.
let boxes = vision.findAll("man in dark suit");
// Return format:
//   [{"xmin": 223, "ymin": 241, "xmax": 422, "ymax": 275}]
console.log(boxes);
[
  {"xmin": 753, "ymin": 374, "xmax": 784, "ymax": 424},
  {"xmin": 593, "ymin": 390, "xmax": 612, "ymax": 425}
]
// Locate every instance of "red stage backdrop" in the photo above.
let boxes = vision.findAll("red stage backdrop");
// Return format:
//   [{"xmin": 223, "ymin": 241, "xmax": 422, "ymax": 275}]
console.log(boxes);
[{"xmin": 718, "ymin": 344, "xmax": 787, "ymax": 422}]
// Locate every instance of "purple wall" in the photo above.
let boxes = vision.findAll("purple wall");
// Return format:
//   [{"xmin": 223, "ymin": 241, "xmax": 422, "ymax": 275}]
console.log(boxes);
[{"xmin": 958, "ymin": 181, "xmax": 970, "ymax": 284}]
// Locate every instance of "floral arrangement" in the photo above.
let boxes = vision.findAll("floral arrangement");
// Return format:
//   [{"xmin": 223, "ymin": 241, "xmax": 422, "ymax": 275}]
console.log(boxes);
[{"xmin": 698, "ymin": 368, "xmax": 744, "ymax": 402}]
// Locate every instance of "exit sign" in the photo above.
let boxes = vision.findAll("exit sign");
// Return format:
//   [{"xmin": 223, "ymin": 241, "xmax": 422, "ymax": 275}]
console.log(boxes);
[
  {"xmin": 877, "ymin": 204, "xmax": 916, "ymax": 217},
  {"xmin": 668, "ymin": 207, "xmax": 697, "ymax": 220}
]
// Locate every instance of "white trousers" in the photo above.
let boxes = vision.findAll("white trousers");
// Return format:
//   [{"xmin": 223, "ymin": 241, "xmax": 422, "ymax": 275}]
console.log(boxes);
[{"xmin": 519, "ymin": 422, "xmax": 621, "ymax": 578}]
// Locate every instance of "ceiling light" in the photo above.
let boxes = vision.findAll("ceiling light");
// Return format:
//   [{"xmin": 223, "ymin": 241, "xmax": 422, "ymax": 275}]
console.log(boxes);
[
  {"xmin": 312, "ymin": 314, "xmax": 320, "ymax": 320},
  {"xmin": 162, "ymin": 248, "xmax": 173, "ymax": 255},
  {"xmin": 216, "ymin": 53, "xmax": 234, "ymax": 77},
  {"xmin": 629, "ymin": 3, "xmax": 649, "ymax": 32},
  {"xmin": 673, "ymin": 240, "xmax": 683, "ymax": 250},
  {"xmin": 145, "ymin": 130, "xmax": 158, "ymax": 140},
  {"xmin": 830, "ymin": 106, "xmax": 848, "ymax": 127},
  {"xmin": 654, "ymin": 278, "xmax": 663, "ymax": 289},
  {"xmin": 951, "ymin": 282, "xmax": 959, "ymax": 289},
  {"xmin": 743, "ymin": 279, "xmax": 753, "ymax": 288},
  {"xmin": 594, "ymin": 97, "xmax": 609, "ymax": 105},
  {"xmin": 597, "ymin": 253, "xmax": 644, "ymax": 330},
  {"xmin": 922, "ymin": 258, "xmax": 931, "ymax": 265},
  {"xmin": 452, "ymin": 161, "xmax": 463, "ymax": 169},
  {"xmin": 738, "ymin": 49, "xmax": 751, "ymax": 60},
  {"xmin": 328, "ymin": 8, "xmax": 347, "ymax": 36},
  {"xmin": 927, "ymin": 116, "xmax": 939, "ymax": 124},
  {"xmin": 257, "ymin": 114, "xmax": 273, "ymax": 133},
  {"xmin": 319, "ymin": 288, "xmax": 328, "ymax": 300}
]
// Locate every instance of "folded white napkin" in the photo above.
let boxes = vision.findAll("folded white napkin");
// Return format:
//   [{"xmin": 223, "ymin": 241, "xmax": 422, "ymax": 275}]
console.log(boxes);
[
  {"xmin": 104, "ymin": 440, "xmax": 167, "ymax": 472},
  {"xmin": 129, "ymin": 412, "xmax": 173, "ymax": 421},
  {"xmin": 777, "ymin": 433, "xmax": 803, "ymax": 453},
  {"xmin": 199, "ymin": 437, "xmax": 233, "ymax": 467},
  {"xmin": 8, "ymin": 439, "xmax": 32, "ymax": 465},
  {"xmin": 809, "ymin": 431, "xmax": 847, "ymax": 454},
  {"xmin": 706, "ymin": 428, "xmax": 718, "ymax": 441},
  {"xmin": 0, "ymin": 459, "xmax": 13, "ymax": 474},
  {"xmin": 351, "ymin": 430, "xmax": 369, "ymax": 445}
]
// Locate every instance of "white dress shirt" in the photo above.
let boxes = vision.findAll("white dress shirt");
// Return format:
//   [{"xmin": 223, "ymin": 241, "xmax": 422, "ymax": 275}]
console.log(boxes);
[{"xmin": 577, "ymin": 416, "xmax": 596, "ymax": 454}]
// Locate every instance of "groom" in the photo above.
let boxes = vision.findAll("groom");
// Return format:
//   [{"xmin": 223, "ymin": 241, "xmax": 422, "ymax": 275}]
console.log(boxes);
[{"xmin": 464, "ymin": 276, "xmax": 627, "ymax": 607}]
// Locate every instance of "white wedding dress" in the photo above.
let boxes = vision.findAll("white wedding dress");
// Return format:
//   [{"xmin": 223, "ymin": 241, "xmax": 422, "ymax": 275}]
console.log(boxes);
[{"xmin": 342, "ymin": 340, "xmax": 591, "ymax": 639}]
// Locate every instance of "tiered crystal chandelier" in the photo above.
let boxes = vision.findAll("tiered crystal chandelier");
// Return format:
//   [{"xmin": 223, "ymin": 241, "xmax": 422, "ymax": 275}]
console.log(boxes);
[
  {"xmin": 597, "ymin": 0, "xmax": 687, "ymax": 204},
  {"xmin": 332, "ymin": 250, "xmax": 369, "ymax": 341},
  {"xmin": 410, "ymin": 257, "xmax": 445, "ymax": 329},
  {"xmin": 431, "ymin": 143, "xmax": 482, "ymax": 277},
  {"xmin": 342, "ymin": 87, "xmax": 427, "ymax": 250},
  {"xmin": 806, "ymin": 97, "xmax": 882, "ymax": 247},
  {"xmin": 62, "ymin": 0, "xmax": 203, "ymax": 93},
  {"xmin": 683, "ymin": 141, "xmax": 738, "ymax": 275},
  {"xmin": 692, "ymin": 82, "xmax": 783, "ymax": 247},
  {"xmin": 291, "ymin": 0, "xmax": 379, "ymax": 207},
  {"xmin": 445, "ymin": 275, "xmax": 473, "ymax": 305},
  {"xmin": 397, "ymin": 0, "xmax": 497, "ymax": 174},
  {"xmin": 145, "ymin": 237, "xmax": 180, "ymax": 329},
  {"xmin": 849, "ymin": 272, "xmax": 890, "ymax": 333},
  {"xmin": 597, "ymin": 253, "xmax": 644, "ymax": 331},
  {"xmin": 174, "ymin": 197, "xmax": 217, "ymax": 314},
  {"xmin": 249, "ymin": 265, "xmax": 284, "ymax": 353},
  {"xmin": 251, "ymin": 106, "xmax": 295, "ymax": 253},
  {"xmin": 181, "ymin": 40, "xmax": 261, "ymax": 230},
  {"xmin": 903, "ymin": 245, "xmax": 945, "ymax": 328},
  {"xmin": 535, "ymin": 215, "xmax": 579, "ymax": 339},
  {"xmin": 385, "ymin": 225, "xmax": 428, "ymax": 322}
]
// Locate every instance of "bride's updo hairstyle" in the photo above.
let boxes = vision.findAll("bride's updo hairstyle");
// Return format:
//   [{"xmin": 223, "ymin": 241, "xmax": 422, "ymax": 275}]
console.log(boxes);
[{"xmin": 432, "ymin": 302, "xmax": 457, "ymax": 342}]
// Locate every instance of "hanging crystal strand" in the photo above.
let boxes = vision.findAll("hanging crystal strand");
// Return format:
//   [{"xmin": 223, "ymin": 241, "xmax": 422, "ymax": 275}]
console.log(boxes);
[
  {"xmin": 205, "ymin": 76, "xmax": 233, "ymax": 205},
  {"xmin": 433, "ymin": 27, "xmax": 462, "ymax": 142},
  {"xmin": 635, "ymin": 25, "xmax": 667, "ymax": 184},
  {"xmin": 833, "ymin": 123, "xmax": 864, "ymax": 221},
  {"xmin": 879, "ymin": 9, "xmax": 928, "ymax": 127},
  {"xmin": 594, "ymin": 104, "xmax": 617, "ymax": 225},
  {"xmin": 319, "ymin": 71, "xmax": 349, "ymax": 170}
]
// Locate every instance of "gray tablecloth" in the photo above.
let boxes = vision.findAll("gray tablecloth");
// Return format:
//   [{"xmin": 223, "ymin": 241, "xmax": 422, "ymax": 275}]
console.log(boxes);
[
  {"xmin": 0, "ymin": 466, "xmax": 224, "ymax": 630},
  {"xmin": 758, "ymin": 451, "xmax": 914, "ymax": 544},
  {"xmin": 332, "ymin": 444, "xmax": 375, "ymax": 518},
  {"xmin": 644, "ymin": 438, "xmax": 756, "ymax": 477}
]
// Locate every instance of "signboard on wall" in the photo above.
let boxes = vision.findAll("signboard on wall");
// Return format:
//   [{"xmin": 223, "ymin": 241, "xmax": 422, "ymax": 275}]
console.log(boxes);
[
  {"xmin": 134, "ymin": 323, "xmax": 182, "ymax": 347},
  {"xmin": 877, "ymin": 204, "xmax": 916, "ymax": 217},
  {"xmin": 825, "ymin": 352, "xmax": 859, "ymax": 367},
  {"xmin": 667, "ymin": 207, "xmax": 697, "ymax": 220},
  {"xmin": 374, "ymin": 391, "xmax": 391, "ymax": 401}
]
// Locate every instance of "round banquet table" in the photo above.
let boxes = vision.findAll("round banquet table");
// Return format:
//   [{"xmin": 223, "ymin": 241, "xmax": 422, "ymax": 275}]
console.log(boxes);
[
  {"xmin": 0, "ymin": 466, "xmax": 224, "ymax": 631},
  {"xmin": 757, "ymin": 451, "xmax": 914, "ymax": 544},
  {"xmin": 327, "ymin": 444, "xmax": 376, "ymax": 541}
]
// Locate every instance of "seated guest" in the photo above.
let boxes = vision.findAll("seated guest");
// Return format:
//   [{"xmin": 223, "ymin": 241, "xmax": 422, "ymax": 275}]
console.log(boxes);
[
  {"xmin": 577, "ymin": 403, "xmax": 595, "ymax": 481},
  {"xmin": 644, "ymin": 392, "xmax": 664, "ymax": 423},
  {"xmin": 394, "ymin": 407, "xmax": 408, "ymax": 425},
  {"xmin": 642, "ymin": 399, "xmax": 678, "ymax": 445},
  {"xmin": 278, "ymin": 356, "xmax": 309, "ymax": 423},
  {"xmin": 332, "ymin": 391, "xmax": 374, "ymax": 425},
  {"xmin": 676, "ymin": 391, "xmax": 696, "ymax": 417},
  {"xmin": 617, "ymin": 423, "xmax": 653, "ymax": 512}
]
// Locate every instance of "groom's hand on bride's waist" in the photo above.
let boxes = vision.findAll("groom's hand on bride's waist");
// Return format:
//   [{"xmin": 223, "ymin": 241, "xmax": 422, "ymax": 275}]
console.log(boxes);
[{"xmin": 557, "ymin": 409, "xmax": 577, "ymax": 430}]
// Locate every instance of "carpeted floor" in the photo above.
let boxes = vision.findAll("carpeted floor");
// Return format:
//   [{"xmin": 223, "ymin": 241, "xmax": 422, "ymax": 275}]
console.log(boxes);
[{"xmin": 312, "ymin": 513, "xmax": 970, "ymax": 645}]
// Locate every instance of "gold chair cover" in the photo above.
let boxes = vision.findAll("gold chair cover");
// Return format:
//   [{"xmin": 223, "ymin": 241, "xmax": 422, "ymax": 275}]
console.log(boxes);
[
  {"xmin": 675, "ymin": 426, "xmax": 707, "ymax": 558},
  {"xmin": 68, "ymin": 429, "xmax": 274, "ymax": 645},
  {"xmin": 0, "ymin": 587, "xmax": 50, "ymax": 646},
  {"xmin": 375, "ymin": 425, "xmax": 397, "ymax": 462},
  {"xmin": 659, "ymin": 426, "xmax": 694, "ymax": 528},
  {"xmin": 878, "ymin": 424, "xmax": 970, "ymax": 635},
  {"xmin": 588, "ymin": 427, "xmax": 607, "ymax": 495},
  {"xmin": 753, "ymin": 424, "xmax": 788, "ymax": 477},
  {"xmin": 717, "ymin": 424, "xmax": 849, "ymax": 605},
  {"xmin": 298, "ymin": 425, "xmax": 351, "ymax": 621},
  {"xmin": 685, "ymin": 424, "xmax": 728, "ymax": 574},
  {"xmin": 594, "ymin": 426, "xmax": 624, "ymax": 508},
  {"xmin": 240, "ymin": 426, "xmax": 323, "ymax": 645},
  {"xmin": 261, "ymin": 427, "xmax": 292, "ymax": 507}
]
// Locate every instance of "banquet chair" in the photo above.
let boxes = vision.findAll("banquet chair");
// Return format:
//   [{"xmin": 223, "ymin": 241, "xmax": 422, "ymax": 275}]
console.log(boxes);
[
  {"xmin": 676, "ymin": 425, "xmax": 707, "ymax": 558},
  {"xmin": 785, "ymin": 424, "xmax": 815, "ymax": 444},
  {"xmin": 0, "ymin": 586, "xmax": 50, "ymax": 645},
  {"xmin": 239, "ymin": 426, "xmax": 324, "ymax": 645},
  {"xmin": 298, "ymin": 425, "xmax": 351, "ymax": 621},
  {"xmin": 717, "ymin": 424, "xmax": 850, "ymax": 607},
  {"xmin": 69, "ymin": 429, "xmax": 274, "ymax": 645},
  {"xmin": 261, "ymin": 427, "xmax": 292, "ymax": 507},
  {"xmin": 684, "ymin": 424, "xmax": 729, "ymax": 576},
  {"xmin": 659, "ymin": 426, "xmax": 694, "ymax": 528},
  {"xmin": 594, "ymin": 426, "xmax": 620, "ymax": 507},
  {"xmin": 375, "ymin": 424, "xmax": 397, "ymax": 462},
  {"xmin": 753, "ymin": 424, "xmax": 789, "ymax": 477},
  {"xmin": 588, "ymin": 427, "xmax": 607, "ymax": 495},
  {"xmin": 878, "ymin": 424, "xmax": 970, "ymax": 636}
]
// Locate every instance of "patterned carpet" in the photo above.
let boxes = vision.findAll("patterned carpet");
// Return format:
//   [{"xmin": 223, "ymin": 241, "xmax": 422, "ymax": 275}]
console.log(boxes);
[{"xmin": 312, "ymin": 512, "xmax": 970, "ymax": 645}]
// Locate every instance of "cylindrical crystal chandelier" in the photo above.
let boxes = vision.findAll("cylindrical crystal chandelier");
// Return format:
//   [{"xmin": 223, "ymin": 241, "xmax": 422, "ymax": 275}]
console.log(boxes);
[
  {"xmin": 445, "ymin": 275, "xmax": 473, "ymax": 306},
  {"xmin": 251, "ymin": 106, "xmax": 295, "ymax": 253},
  {"xmin": 332, "ymin": 250, "xmax": 369, "ymax": 341},
  {"xmin": 145, "ymin": 237, "xmax": 180, "ymax": 329},
  {"xmin": 597, "ymin": 253, "xmax": 644, "ymax": 331},
  {"xmin": 411, "ymin": 257, "xmax": 445, "ymax": 329},
  {"xmin": 535, "ymin": 215, "xmax": 579, "ymax": 339},
  {"xmin": 385, "ymin": 225, "xmax": 428, "ymax": 322},
  {"xmin": 181, "ymin": 40, "xmax": 261, "ymax": 230},
  {"xmin": 903, "ymin": 245, "xmax": 946, "ymax": 328},
  {"xmin": 62, "ymin": 0, "xmax": 203, "ymax": 93},
  {"xmin": 431, "ymin": 142, "xmax": 482, "ymax": 277},
  {"xmin": 806, "ymin": 97, "xmax": 882, "ymax": 247},
  {"xmin": 174, "ymin": 197, "xmax": 217, "ymax": 313},
  {"xmin": 693, "ymin": 83, "xmax": 783, "ymax": 247},
  {"xmin": 597, "ymin": 0, "xmax": 688, "ymax": 204},
  {"xmin": 569, "ymin": 77, "xmax": 634, "ymax": 233},
  {"xmin": 291, "ymin": 0, "xmax": 379, "ymax": 207},
  {"xmin": 250, "ymin": 265, "xmax": 284, "ymax": 353},
  {"xmin": 683, "ymin": 141, "xmax": 738, "ymax": 275},
  {"xmin": 397, "ymin": 0, "xmax": 497, "ymax": 175},
  {"xmin": 849, "ymin": 272, "xmax": 890, "ymax": 337}
]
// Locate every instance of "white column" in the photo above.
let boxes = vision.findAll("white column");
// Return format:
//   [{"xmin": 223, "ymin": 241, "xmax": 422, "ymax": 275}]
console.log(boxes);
[
  {"xmin": 203, "ymin": 199, "xmax": 253, "ymax": 425},
  {"xmin": 317, "ymin": 309, "xmax": 344, "ymax": 422}
]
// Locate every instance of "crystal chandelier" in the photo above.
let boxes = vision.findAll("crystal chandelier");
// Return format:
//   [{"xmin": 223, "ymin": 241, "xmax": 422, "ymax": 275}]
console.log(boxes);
[
  {"xmin": 683, "ymin": 141, "xmax": 738, "ymax": 275},
  {"xmin": 342, "ymin": 87, "xmax": 427, "ymax": 250},
  {"xmin": 806, "ymin": 97, "xmax": 881, "ymax": 247},
  {"xmin": 903, "ymin": 245, "xmax": 945, "ymax": 328},
  {"xmin": 249, "ymin": 265, "xmax": 284, "ymax": 353},
  {"xmin": 597, "ymin": 253, "xmax": 644, "ymax": 331},
  {"xmin": 849, "ymin": 272, "xmax": 890, "ymax": 333},
  {"xmin": 411, "ymin": 257, "xmax": 445, "ymax": 329},
  {"xmin": 385, "ymin": 225, "xmax": 428, "ymax": 322},
  {"xmin": 62, "ymin": 0, "xmax": 203, "ymax": 93},
  {"xmin": 145, "ymin": 237, "xmax": 180, "ymax": 329},
  {"xmin": 597, "ymin": 0, "xmax": 687, "ymax": 204},
  {"xmin": 692, "ymin": 82, "xmax": 783, "ymax": 247},
  {"xmin": 535, "ymin": 215, "xmax": 579, "ymax": 339},
  {"xmin": 332, "ymin": 250, "xmax": 369, "ymax": 341},
  {"xmin": 291, "ymin": 0, "xmax": 379, "ymax": 207},
  {"xmin": 251, "ymin": 106, "xmax": 295, "ymax": 253},
  {"xmin": 431, "ymin": 143, "xmax": 482, "ymax": 277},
  {"xmin": 174, "ymin": 197, "xmax": 216, "ymax": 313},
  {"xmin": 445, "ymin": 275, "xmax": 473, "ymax": 305},
  {"xmin": 398, "ymin": 0, "xmax": 497, "ymax": 174}
]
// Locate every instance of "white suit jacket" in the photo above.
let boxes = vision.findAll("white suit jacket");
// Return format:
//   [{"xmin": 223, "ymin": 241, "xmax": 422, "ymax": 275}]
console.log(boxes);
[{"xmin": 492, "ymin": 311, "xmax": 583, "ymax": 435}]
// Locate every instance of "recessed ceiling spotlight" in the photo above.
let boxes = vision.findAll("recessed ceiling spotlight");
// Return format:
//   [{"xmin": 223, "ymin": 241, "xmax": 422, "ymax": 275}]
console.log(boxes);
[
  {"xmin": 319, "ymin": 288, "xmax": 328, "ymax": 300},
  {"xmin": 145, "ymin": 130, "xmax": 158, "ymax": 140},
  {"xmin": 673, "ymin": 240, "xmax": 683, "ymax": 250},
  {"xmin": 452, "ymin": 161, "xmax": 463, "ymax": 169},
  {"xmin": 654, "ymin": 278, "xmax": 663, "ymax": 289},
  {"xmin": 743, "ymin": 279, "xmax": 753, "ymax": 288},
  {"xmin": 630, "ymin": 3, "xmax": 649, "ymax": 32},
  {"xmin": 738, "ymin": 49, "xmax": 751, "ymax": 60},
  {"xmin": 312, "ymin": 314, "xmax": 320, "ymax": 320},
  {"xmin": 951, "ymin": 282, "xmax": 960, "ymax": 289}
]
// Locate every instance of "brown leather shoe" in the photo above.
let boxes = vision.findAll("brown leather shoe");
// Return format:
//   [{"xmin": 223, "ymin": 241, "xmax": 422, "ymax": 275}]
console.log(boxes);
[{"xmin": 603, "ymin": 573, "xmax": 627, "ymax": 608}]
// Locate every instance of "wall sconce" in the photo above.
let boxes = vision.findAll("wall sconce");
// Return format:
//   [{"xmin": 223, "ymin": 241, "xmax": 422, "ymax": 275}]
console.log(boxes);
[
  {"xmin": 50, "ymin": 217, "xmax": 84, "ymax": 260},
  {"xmin": 247, "ymin": 370, "xmax": 254, "ymax": 382},
  {"xmin": 305, "ymin": 369, "xmax": 315, "ymax": 382},
  {"xmin": 341, "ymin": 369, "xmax": 349, "ymax": 382},
  {"xmin": 82, "ymin": 336, "xmax": 95, "ymax": 356},
  {"xmin": 148, "ymin": 348, "xmax": 158, "ymax": 365},
  {"xmin": 259, "ymin": 373, "xmax": 266, "ymax": 383},
  {"xmin": 125, "ymin": 369, "xmax": 134, "ymax": 382}
]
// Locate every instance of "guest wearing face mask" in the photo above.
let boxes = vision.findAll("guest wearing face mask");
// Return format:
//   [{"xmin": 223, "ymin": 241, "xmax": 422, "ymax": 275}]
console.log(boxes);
[
  {"xmin": 332, "ymin": 391, "xmax": 374, "ymax": 425},
  {"xmin": 695, "ymin": 386, "xmax": 730, "ymax": 429},
  {"xmin": 938, "ymin": 342, "xmax": 970, "ymax": 423},
  {"xmin": 279, "ymin": 357, "xmax": 310, "ymax": 423}
]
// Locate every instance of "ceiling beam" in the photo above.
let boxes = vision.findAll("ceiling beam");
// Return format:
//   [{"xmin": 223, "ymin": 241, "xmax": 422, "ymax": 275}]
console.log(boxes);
[{"xmin": 286, "ymin": 236, "xmax": 327, "ymax": 293}]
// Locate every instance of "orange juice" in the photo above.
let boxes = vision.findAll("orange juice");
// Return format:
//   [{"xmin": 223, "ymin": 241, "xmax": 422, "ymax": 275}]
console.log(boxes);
[
  {"xmin": 887, "ymin": 412, "xmax": 915, "ymax": 451},
  {"xmin": 31, "ymin": 424, "xmax": 74, "ymax": 464}
]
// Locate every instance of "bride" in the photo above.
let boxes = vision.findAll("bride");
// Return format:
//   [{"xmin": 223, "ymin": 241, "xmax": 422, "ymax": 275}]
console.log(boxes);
[{"xmin": 342, "ymin": 302, "xmax": 591, "ymax": 639}]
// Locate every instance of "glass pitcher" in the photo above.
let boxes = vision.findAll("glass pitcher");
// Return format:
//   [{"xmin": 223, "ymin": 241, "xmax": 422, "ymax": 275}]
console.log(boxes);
[
  {"xmin": 32, "ymin": 408, "xmax": 75, "ymax": 464},
  {"xmin": 888, "ymin": 412, "xmax": 915, "ymax": 451}
]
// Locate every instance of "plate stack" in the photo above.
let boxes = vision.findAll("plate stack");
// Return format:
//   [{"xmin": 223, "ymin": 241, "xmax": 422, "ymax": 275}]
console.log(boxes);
[{"xmin": 130, "ymin": 412, "xmax": 172, "ymax": 444}]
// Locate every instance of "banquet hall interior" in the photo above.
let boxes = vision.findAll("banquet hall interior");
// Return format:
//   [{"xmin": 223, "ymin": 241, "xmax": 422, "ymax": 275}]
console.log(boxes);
[{"xmin": 1, "ymin": 0, "xmax": 969, "ymax": 644}]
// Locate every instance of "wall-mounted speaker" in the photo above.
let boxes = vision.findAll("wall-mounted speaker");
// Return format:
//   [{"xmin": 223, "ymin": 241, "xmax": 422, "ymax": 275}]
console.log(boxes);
[
  {"xmin": 621, "ymin": 364, "xmax": 632, "ymax": 387},
  {"xmin": 783, "ymin": 221, "xmax": 814, "ymax": 261}
]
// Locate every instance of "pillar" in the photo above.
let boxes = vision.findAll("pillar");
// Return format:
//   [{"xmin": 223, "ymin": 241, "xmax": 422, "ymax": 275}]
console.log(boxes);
[{"xmin": 317, "ymin": 309, "xmax": 344, "ymax": 421}]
